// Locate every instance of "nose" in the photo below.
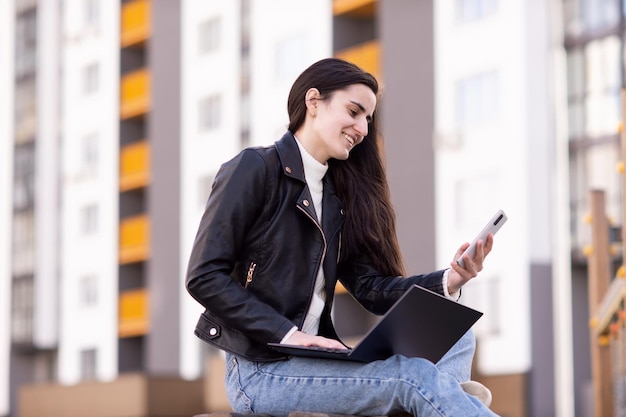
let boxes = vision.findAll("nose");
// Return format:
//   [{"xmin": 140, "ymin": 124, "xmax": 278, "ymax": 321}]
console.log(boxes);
[{"xmin": 355, "ymin": 116, "xmax": 368, "ymax": 140}]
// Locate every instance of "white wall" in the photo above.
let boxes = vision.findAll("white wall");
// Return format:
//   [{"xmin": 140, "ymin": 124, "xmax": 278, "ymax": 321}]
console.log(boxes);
[
  {"xmin": 34, "ymin": 0, "xmax": 60, "ymax": 350},
  {"xmin": 0, "ymin": 0, "xmax": 15, "ymax": 412},
  {"xmin": 59, "ymin": 0, "xmax": 120, "ymax": 384},
  {"xmin": 179, "ymin": 0, "xmax": 243, "ymax": 379},
  {"xmin": 178, "ymin": 0, "xmax": 333, "ymax": 379},
  {"xmin": 249, "ymin": 0, "xmax": 332, "ymax": 146},
  {"xmin": 434, "ymin": 0, "xmax": 532, "ymax": 375}
]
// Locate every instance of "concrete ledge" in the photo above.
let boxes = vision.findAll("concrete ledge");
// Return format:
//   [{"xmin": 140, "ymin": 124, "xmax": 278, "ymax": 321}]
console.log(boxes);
[
  {"xmin": 194, "ymin": 413, "xmax": 413, "ymax": 417},
  {"xmin": 20, "ymin": 373, "xmax": 204, "ymax": 417}
]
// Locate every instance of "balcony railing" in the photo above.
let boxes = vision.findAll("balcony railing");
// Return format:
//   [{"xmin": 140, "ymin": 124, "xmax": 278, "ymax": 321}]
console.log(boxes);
[
  {"xmin": 333, "ymin": 0, "xmax": 376, "ymax": 17},
  {"xmin": 120, "ymin": 68, "xmax": 151, "ymax": 120},
  {"xmin": 119, "ymin": 288, "xmax": 149, "ymax": 338},
  {"xmin": 120, "ymin": 141, "xmax": 150, "ymax": 191},
  {"xmin": 335, "ymin": 40, "xmax": 381, "ymax": 82},
  {"xmin": 119, "ymin": 214, "xmax": 149, "ymax": 264},
  {"xmin": 121, "ymin": 0, "xmax": 151, "ymax": 47},
  {"xmin": 586, "ymin": 92, "xmax": 626, "ymax": 417}
]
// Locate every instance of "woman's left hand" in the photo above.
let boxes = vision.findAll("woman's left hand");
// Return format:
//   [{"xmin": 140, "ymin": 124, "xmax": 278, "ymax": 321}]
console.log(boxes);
[{"xmin": 447, "ymin": 233, "xmax": 494, "ymax": 294}]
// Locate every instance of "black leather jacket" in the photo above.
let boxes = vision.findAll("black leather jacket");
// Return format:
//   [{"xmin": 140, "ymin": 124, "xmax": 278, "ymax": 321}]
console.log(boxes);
[{"xmin": 186, "ymin": 132, "xmax": 447, "ymax": 361}]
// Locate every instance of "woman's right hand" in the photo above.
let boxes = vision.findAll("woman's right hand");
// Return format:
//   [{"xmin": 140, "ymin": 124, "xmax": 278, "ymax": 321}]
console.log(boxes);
[{"xmin": 283, "ymin": 330, "xmax": 348, "ymax": 350}]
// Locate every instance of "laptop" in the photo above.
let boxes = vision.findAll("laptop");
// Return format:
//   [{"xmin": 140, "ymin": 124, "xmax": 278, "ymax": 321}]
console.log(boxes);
[{"xmin": 268, "ymin": 284, "xmax": 482, "ymax": 363}]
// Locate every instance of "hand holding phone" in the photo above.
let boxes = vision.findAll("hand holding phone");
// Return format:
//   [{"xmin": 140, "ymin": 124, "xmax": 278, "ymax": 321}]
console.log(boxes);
[{"xmin": 456, "ymin": 209, "xmax": 507, "ymax": 268}]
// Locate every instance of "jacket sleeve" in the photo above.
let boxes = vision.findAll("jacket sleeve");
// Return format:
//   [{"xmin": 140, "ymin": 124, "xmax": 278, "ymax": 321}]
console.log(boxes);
[
  {"xmin": 185, "ymin": 149, "xmax": 295, "ymax": 344},
  {"xmin": 338, "ymin": 258, "xmax": 447, "ymax": 315}
]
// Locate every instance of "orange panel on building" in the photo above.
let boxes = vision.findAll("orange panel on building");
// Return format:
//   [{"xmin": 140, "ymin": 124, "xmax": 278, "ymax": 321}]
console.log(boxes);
[
  {"xmin": 120, "ymin": 68, "xmax": 151, "ymax": 120},
  {"xmin": 120, "ymin": 141, "xmax": 150, "ymax": 191},
  {"xmin": 118, "ymin": 288, "xmax": 150, "ymax": 337},
  {"xmin": 119, "ymin": 214, "xmax": 150, "ymax": 264},
  {"xmin": 121, "ymin": 0, "xmax": 151, "ymax": 47}
]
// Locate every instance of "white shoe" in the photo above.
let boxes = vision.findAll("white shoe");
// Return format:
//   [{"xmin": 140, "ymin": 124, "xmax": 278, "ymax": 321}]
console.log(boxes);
[{"xmin": 461, "ymin": 380, "xmax": 493, "ymax": 407}]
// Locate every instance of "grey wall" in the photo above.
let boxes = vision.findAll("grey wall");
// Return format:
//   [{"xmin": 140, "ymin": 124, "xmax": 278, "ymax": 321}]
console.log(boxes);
[
  {"xmin": 529, "ymin": 263, "xmax": 556, "ymax": 417},
  {"xmin": 147, "ymin": 0, "xmax": 182, "ymax": 375},
  {"xmin": 379, "ymin": 0, "xmax": 436, "ymax": 273}
]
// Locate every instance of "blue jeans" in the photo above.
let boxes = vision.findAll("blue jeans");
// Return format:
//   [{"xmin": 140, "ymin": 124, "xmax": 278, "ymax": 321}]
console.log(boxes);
[{"xmin": 224, "ymin": 330, "xmax": 500, "ymax": 417}]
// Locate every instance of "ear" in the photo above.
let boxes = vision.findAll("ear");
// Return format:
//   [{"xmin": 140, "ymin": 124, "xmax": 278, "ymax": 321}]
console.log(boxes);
[{"xmin": 304, "ymin": 88, "xmax": 320, "ymax": 116}]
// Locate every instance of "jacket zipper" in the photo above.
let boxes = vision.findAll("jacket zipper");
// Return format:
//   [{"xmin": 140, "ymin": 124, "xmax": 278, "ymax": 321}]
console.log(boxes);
[
  {"xmin": 337, "ymin": 230, "xmax": 342, "ymax": 264},
  {"xmin": 297, "ymin": 206, "xmax": 327, "ymax": 321},
  {"xmin": 245, "ymin": 262, "xmax": 257, "ymax": 288},
  {"xmin": 297, "ymin": 206, "xmax": 327, "ymax": 267}
]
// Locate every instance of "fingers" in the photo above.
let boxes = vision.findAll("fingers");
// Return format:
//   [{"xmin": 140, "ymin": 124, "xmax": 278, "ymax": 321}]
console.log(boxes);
[
  {"xmin": 448, "ymin": 234, "xmax": 495, "ymax": 292},
  {"xmin": 453, "ymin": 238, "xmax": 489, "ymax": 277},
  {"xmin": 317, "ymin": 337, "xmax": 348, "ymax": 350},
  {"xmin": 284, "ymin": 331, "xmax": 347, "ymax": 350},
  {"xmin": 483, "ymin": 233, "xmax": 494, "ymax": 255}
]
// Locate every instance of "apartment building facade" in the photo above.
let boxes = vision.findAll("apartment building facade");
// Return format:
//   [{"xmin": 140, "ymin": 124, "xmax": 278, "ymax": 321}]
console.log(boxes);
[
  {"xmin": 1, "ymin": 0, "xmax": 15, "ymax": 415},
  {"xmin": 561, "ymin": 0, "xmax": 626, "ymax": 416},
  {"xmin": 435, "ymin": 0, "xmax": 558, "ymax": 415},
  {"xmin": 4, "ymin": 0, "xmax": 620, "ymax": 416},
  {"xmin": 1, "ymin": 1, "xmax": 333, "ymax": 416}
]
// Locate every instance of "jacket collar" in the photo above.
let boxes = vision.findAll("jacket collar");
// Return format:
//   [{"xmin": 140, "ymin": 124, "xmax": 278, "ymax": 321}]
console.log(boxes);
[
  {"xmin": 275, "ymin": 131, "xmax": 307, "ymax": 183},
  {"xmin": 274, "ymin": 131, "xmax": 344, "ymax": 230}
]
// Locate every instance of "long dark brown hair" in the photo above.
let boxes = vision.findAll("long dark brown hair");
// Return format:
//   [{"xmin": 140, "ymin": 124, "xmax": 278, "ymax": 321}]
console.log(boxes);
[{"xmin": 287, "ymin": 58, "xmax": 406, "ymax": 277}]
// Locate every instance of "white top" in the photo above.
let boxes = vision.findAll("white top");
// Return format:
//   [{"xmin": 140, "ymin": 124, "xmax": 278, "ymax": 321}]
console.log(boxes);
[
  {"xmin": 280, "ymin": 137, "xmax": 457, "ymax": 343},
  {"xmin": 295, "ymin": 138, "xmax": 328, "ymax": 335}
]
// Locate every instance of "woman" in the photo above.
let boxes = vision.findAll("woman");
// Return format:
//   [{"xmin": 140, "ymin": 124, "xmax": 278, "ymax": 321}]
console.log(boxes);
[{"xmin": 186, "ymin": 58, "xmax": 499, "ymax": 417}]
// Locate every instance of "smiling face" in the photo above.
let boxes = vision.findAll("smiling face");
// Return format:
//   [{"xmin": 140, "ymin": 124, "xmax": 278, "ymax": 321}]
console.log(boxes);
[{"xmin": 295, "ymin": 83, "xmax": 377, "ymax": 164}]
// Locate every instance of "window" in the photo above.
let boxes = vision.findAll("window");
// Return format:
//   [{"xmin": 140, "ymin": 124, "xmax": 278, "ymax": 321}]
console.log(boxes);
[
  {"xmin": 199, "ymin": 94, "xmax": 222, "ymax": 131},
  {"xmin": 570, "ymin": 142, "xmax": 621, "ymax": 248},
  {"xmin": 84, "ymin": 0, "xmax": 99, "ymax": 27},
  {"xmin": 565, "ymin": 0, "xmax": 620, "ymax": 36},
  {"xmin": 465, "ymin": 276, "xmax": 501, "ymax": 336},
  {"xmin": 456, "ymin": 0, "xmax": 497, "ymax": 22},
  {"xmin": 11, "ymin": 276, "xmax": 34, "ymax": 344},
  {"xmin": 14, "ymin": 78, "xmax": 36, "ymax": 143},
  {"xmin": 15, "ymin": 11, "xmax": 37, "ymax": 77},
  {"xmin": 12, "ymin": 212, "xmax": 35, "ymax": 277},
  {"xmin": 83, "ymin": 63, "xmax": 99, "ymax": 95},
  {"xmin": 566, "ymin": 48, "xmax": 585, "ymax": 138},
  {"xmin": 81, "ymin": 204, "xmax": 98, "ymax": 235},
  {"xmin": 16, "ymin": 0, "xmax": 37, "ymax": 13},
  {"xmin": 199, "ymin": 17, "xmax": 221, "ymax": 54},
  {"xmin": 566, "ymin": 36, "xmax": 621, "ymax": 140},
  {"xmin": 81, "ymin": 133, "xmax": 99, "ymax": 173},
  {"xmin": 13, "ymin": 144, "xmax": 35, "ymax": 210},
  {"xmin": 80, "ymin": 349, "xmax": 98, "ymax": 380},
  {"xmin": 455, "ymin": 71, "xmax": 499, "ymax": 128},
  {"xmin": 79, "ymin": 275, "xmax": 98, "ymax": 308},
  {"xmin": 584, "ymin": 36, "xmax": 620, "ymax": 138},
  {"xmin": 582, "ymin": 0, "xmax": 619, "ymax": 33},
  {"xmin": 275, "ymin": 34, "xmax": 308, "ymax": 82},
  {"xmin": 454, "ymin": 175, "xmax": 501, "ymax": 228}
]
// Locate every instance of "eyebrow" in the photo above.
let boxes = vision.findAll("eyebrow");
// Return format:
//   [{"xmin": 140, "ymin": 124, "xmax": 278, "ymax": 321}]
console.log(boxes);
[{"xmin": 350, "ymin": 100, "xmax": 373, "ymax": 121}]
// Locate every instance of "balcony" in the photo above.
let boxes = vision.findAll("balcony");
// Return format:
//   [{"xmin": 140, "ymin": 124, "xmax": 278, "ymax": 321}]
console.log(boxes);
[
  {"xmin": 121, "ymin": 0, "xmax": 151, "ymax": 48},
  {"xmin": 119, "ymin": 214, "xmax": 149, "ymax": 264},
  {"xmin": 120, "ymin": 68, "xmax": 151, "ymax": 120},
  {"xmin": 19, "ymin": 374, "xmax": 203, "ymax": 417},
  {"xmin": 333, "ymin": 0, "xmax": 376, "ymax": 17},
  {"xmin": 120, "ymin": 141, "xmax": 150, "ymax": 191},
  {"xmin": 335, "ymin": 40, "xmax": 381, "ymax": 81},
  {"xmin": 119, "ymin": 288, "xmax": 149, "ymax": 338}
]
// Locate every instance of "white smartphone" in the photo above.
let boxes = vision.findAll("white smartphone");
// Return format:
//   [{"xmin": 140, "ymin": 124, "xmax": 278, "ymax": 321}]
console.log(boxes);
[{"xmin": 456, "ymin": 209, "xmax": 508, "ymax": 268}]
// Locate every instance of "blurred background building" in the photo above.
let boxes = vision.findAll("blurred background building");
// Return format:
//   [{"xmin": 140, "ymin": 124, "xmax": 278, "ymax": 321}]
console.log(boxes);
[{"xmin": 0, "ymin": 0, "xmax": 624, "ymax": 416}]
